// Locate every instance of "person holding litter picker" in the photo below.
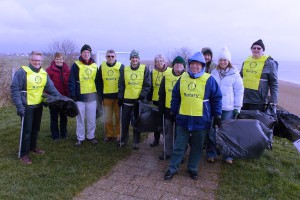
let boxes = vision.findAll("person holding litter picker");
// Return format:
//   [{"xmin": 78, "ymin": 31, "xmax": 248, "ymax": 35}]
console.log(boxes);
[
  {"xmin": 158, "ymin": 56, "xmax": 186, "ymax": 160},
  {"xmin": 11, "ymin": 51, "xmax": 61, "ymax": 165}
]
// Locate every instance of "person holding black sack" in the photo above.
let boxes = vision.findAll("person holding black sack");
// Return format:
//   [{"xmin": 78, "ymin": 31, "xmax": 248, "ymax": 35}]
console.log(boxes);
[{"xmin": 117, "ymin": 49, "xmax": 151, "ymax": 150}]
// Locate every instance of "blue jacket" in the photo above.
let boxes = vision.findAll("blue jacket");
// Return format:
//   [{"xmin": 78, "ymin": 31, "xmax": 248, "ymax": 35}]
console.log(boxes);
[{"xmin": 170, "ymin": 74, "xmax": 222, "ymax": 131}]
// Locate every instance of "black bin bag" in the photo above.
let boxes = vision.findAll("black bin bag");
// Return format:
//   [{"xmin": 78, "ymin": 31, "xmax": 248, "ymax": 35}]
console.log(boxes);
[
  {"xmin": 216, "ymin": 119, "xmax": 272, "ymax": 159},
  {"xmin": 134, "ymin": 101, "xmax": 163, "ymax": 133},
  {"xmin": 238, "ymin": 110, "xmax": 277, "ymax": 129},
  {"xmin": 274, "ymin": 108, "xmax": 300, "ymax": 142},
  {"xmin": 42, "ymin": 93, "xmax": 79, "ymax": 118}
]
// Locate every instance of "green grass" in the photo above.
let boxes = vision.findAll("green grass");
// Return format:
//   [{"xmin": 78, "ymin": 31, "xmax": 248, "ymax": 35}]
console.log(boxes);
[
  {"xmin": 1, "ymin": 106, "xmax": 300, "ymax": 200},
  {"xmin": 0, "ymin": 106, "xmax": 132, "ymax": 200},
  {"xmin": 216, "ymin": 137, "xmax": 300, "ymax": 200}
]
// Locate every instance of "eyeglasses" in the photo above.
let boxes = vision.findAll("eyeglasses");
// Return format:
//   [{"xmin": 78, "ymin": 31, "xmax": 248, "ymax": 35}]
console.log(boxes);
[
  {"xmin": 106, "ymin": 55, "xmax": 115, "ymax": 58},
  {"xmin": 252, "ymin": 47, "xmax": 262, "ymax": 50},
  {"xmin": 30, "ymin": 59, "xmax": 42, "ymax": 62}
]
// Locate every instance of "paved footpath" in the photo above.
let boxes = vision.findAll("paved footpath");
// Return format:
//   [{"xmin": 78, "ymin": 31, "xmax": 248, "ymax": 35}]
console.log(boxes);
[{"xmin": 74, "ymin": 134, "xmax": 221, "ymax": 200}]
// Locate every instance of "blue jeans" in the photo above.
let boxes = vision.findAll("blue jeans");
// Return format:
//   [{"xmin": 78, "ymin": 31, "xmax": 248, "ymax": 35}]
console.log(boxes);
[
  {"xmin": 221, "ymin": 110, "xmax": 234, "ymax": 161},
  {"xmin": 206, "ymin": 110, "xmax": 235, "ymax": 159},
  {"xmin": 168, "ymin": 125, "xmax": 207, "ymax": 174}
]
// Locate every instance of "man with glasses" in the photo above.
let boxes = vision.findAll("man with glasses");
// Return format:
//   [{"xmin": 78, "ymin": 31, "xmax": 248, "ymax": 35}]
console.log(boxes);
[
  {"xmin": 240, "ymin": 39, "xmax": 278, "ymax": 111},
  {"xmin": 11, "ymin": 51, "xmax": 61, "ymax": 164},
  {"xmin": 95, "ymin": 50, "xmax": 125, "ymax": 143}
]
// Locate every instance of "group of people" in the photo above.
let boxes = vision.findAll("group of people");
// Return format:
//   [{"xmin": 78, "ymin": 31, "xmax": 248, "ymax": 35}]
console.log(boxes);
[{"xmin": 11, "ymin": 39, "xmax": 278, "ymax": 181}]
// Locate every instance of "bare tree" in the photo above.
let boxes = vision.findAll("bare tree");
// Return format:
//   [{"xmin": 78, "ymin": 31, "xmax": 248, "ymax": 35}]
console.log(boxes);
[
  {"xmin": 166, "ymin": 47, "xmax": 193, "ymax": 67},
  {"xmin": 45, "ymin": 38, "xmax": 78, "ymax": 67}
]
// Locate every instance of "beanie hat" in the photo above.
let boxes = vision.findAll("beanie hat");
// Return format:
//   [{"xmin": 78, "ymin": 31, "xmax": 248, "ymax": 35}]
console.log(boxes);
[
  {"xmin": 80, "ymin": 44, "xmax": 92, "ymax": 53},
  {"xmin": 218, "ymin": 47, "xmax": 232, "ymax": 62},
  {"xmin": 172, "ymin": 56, "xmax": 186, "ymax": 68},
  {"xmin": 251, "ymin": 39, "xmax": 265, "ymax": 51},
  {"xmin": 129, "ymin": 49, "xmax": 139, "ymax": 59},
  {"xmin": 201, "ymin": 47, "xmax": 213, "ymax": 57}
]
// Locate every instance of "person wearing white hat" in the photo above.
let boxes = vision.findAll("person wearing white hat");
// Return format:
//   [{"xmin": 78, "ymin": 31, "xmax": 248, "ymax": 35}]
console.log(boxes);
[{"xmin": 210, "ymin": 47, "xmax": 244, "ymax": 164}]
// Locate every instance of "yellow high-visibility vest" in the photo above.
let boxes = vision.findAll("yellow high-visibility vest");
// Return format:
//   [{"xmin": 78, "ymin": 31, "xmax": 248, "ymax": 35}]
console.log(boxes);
[
  {"xmin": 179, "ymin": 73, "xmax": 210, "ymax": 116},
  {"xmin": 75, "ymin": 61, "xmax": 97, "ymax": 94},
  {"xmin": 22, "ymin": 66, "xmax": 47, "ymax": 105},
  {"xmin": 124, "ymin": 65, "xmax": 145, "ymax": 99},
  {"xmin": 152, "ymin": 67, "xmax": 171, "ymax": 101},
  {"xmin": 101, "ymin": 61, "xmax": 121, "ymax": 94},
  {"xmin": 243, "ymin": 55, "xmax": 269, "ymax": 90},
  {"xmin": 164, "ymin": 70, "xmax": 185, "ymax": 108}
]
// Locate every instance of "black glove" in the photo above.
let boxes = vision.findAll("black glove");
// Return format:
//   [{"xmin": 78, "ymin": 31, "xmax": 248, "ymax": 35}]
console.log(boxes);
[
  {"xmin": 118, "ymin": 99, "xmax": 123, "ymax": 107},
  {"xmin": 17, "ymin": 106, "xmax": 26, "ymax": 117},
  {"xmin": 70, "ymin": 96, "xmax": 77, "ymax": 102},
  {"xmin": 213, "ymin": 117, "xmax": 221, "ymax": 128},
  {"xmin": 170, "ymin": 112, "xmax": 176, "ymax": 122}
]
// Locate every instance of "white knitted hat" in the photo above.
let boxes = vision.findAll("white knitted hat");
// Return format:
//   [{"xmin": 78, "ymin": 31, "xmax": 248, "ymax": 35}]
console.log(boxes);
[{"xmin": 218, "ymin": 47, "xmax": 231, "ymax": 62}]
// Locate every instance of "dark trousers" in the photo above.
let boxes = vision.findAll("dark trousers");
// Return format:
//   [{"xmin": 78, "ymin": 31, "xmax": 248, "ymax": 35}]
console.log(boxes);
[
  {"xmin": 49, "ymin": 105, "xmax": 68, "ymax": 139},
  {"xmin": 120, "ymin": 104, "xmax": 140, "ymax": 144},
  {"xmin": 20, "ymin": 105, "xmax": 43, "ymax": 157}
]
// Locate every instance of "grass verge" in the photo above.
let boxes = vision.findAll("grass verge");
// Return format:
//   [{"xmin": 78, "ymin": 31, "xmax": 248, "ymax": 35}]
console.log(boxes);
[
  {"xmin": 216, "ymin": 136, "xmax": 300, "ymax": 200},
  {"xmin": 0, "ymin": 106, "xmax": 132, "ymax": 200}
]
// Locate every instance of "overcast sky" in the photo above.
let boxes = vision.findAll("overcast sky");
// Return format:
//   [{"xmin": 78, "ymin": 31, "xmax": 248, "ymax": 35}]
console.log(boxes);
[{"xmin": 1, "ymin": 0, "xmax": 299, "ymax": 62}]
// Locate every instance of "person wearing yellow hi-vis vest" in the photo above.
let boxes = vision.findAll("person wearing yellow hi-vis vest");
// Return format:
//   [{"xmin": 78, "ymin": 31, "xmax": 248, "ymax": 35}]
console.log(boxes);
[
  {"xmin": 164, "ymin": 52, "xmax": 222, "ymax": 181},
  {"xmin": 68, "ymin": 44, "xmax": 98, "ymax": 147},
  {"xmin": 11, "ymin": 51, "xmax": 61, "ymax": 165},
  {"xmin": 240, "ymin": 39, "xmax": 278, "ymax": 112},
  {"xmin": 117, "ymin": 49, "xmax": 151, "ymax": 149},
  {"xmin": 95, "ymin": 49, "xmax": 125, "ymax": 143},
  {"xmin": 157, "ymin": 56, "xmax": 186, "ymax": 160},
  {"xmin": 148, "ymin": 54, "xmax": 171, "ymax": 147}
]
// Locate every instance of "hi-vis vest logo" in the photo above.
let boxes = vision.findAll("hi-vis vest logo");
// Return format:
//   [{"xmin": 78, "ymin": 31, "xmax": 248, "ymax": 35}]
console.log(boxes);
[
  {"xmin": 107, "ymin": 69, "xmax": 114, "ymax": 76},
  {"xmin": 130, "ymin": 73, "xmax": 138, "ymax": 80},
  {"xmin": 250, "ymin": 62, "xmax": 257, "ymax": 68},
  {"xmin": 34, "ymin": 76, "xmax": 42, "ymax": 84},
  {"xmin": 188, "ymin": 82, "xmax": 196, "ymax": 91},
  {"xmin": 84, "ymin": 68, "xmax": 92, "ymax": 77}
]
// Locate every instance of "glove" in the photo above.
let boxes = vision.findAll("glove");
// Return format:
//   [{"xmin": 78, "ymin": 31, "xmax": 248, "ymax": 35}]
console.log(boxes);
[
  {"xmin": 213, "ymin": 117, "xmax": 221, "ymax": 128},
  {"xmin": 118, "ymin": 99, "xmax": 123, "ymax": 107},
  {"xmin": 233, "ymin": 109, "xmax": 240, "ymax": 118},
  {"xmin": 70, "ymin": 96, "xmax": 77, "ymax": 102},
  {"xmin": 17, "ymin": 106, "xmax": 26, "ymax": 116},
  {"xmin": 169, "ymin": 112, "xmax": 176, "ymax": 122}
]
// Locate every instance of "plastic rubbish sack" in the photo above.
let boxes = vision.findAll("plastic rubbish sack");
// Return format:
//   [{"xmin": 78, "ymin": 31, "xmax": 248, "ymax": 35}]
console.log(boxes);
[
  {"xmin": 134, "ymin": 101, "xmax": 163, "ymax": 133},
  {"xmin": 42, "ymin": 93, "xmax": 79, "ymax": 118},
  {"xmin": 238, "ymin": 110, "xmax": 277, "ymax": 129},
  {"xmin": 216, "ymin": 119, "xmax": 272, "ymax": 159},
  {"xmin": 274, "ymin": 107, "xmax": 300, "ymax": 142}
]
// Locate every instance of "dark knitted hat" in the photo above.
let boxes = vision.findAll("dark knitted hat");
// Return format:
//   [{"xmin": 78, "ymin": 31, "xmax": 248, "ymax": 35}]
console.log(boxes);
[
  {"xmin": 129, "ymin": 49, "xmax": 139, "ymax": 59},
  {"xmin": 201, "ymin": 47, "xmax": 213, "ymax": 57},
  {"xmin": 80, "ymin": 44, "xmax": 92, "ymax": 53},
  {"xmin": 251, "ymin": 39, "xmax": 265, "ymax": 51},
  {"xmin": 172, "ymin": 56, "xmax": 186, "ymax": 68}
]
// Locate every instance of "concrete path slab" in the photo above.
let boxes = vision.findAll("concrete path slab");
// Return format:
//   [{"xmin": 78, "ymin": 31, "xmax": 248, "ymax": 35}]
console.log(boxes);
[{"xmin": 74, "ymin": 134, "xmax": 221, "ymax": 200}]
